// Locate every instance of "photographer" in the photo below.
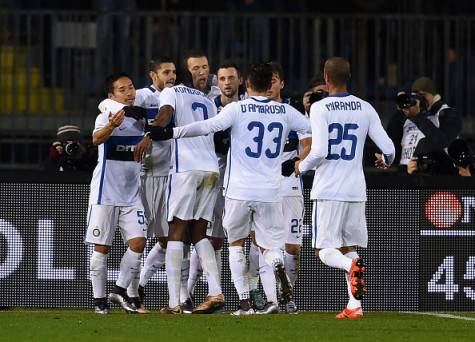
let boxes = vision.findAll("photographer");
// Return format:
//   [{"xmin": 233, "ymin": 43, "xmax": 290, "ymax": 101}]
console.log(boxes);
[
  {"xmin": 407, "ymin": 138, "xmax": 473, "ymax": 176},
  {"xmin": 384, "ymin": 76, "xmax": 462, "ymax": 175},
  {"xmin": 44, "ymin": 125, "xmax": 97, "ymax": 172}
]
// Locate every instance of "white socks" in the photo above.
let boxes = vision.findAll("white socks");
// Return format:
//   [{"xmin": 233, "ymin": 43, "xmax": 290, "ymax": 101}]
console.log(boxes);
[
  {"xmin": 187, "ymin": 248, "xmax": 203, "ymax": 297},
  {"xmin": 215, "ymin": 249, "xmax": 222, "ymax": 282},
  {"xmin": 90, "ymin": 251, "xmax": 108, "ymax": 299},
  {"xmin": 259, "ymin": 249, "xmax": 277, "ymax": 303},
  {"xmin": 263, "ymin": 248, "xmax": 284, "ymax": 269},
  {"xmin": 284, "ymin": 251, "xmax": 299, "ymax": 286},
  {"xmin": 180, "ymin": 244, "xmax": 191, "ymax": 303},
  {"xmin": 345, "ymin": 251, "xmax": 362, "ymax": 309},
  {"xmin": 139, "ymin": 242, "xmax": 166, "ymax": 287},
  {"xmin": 194, "ymin": 239, "xmax": 222, "ymax": 296},
  {"xmin": 166, "ymin": 241, "xmax": 184, "ymax": 308},
  {"xmin": 319, "ymin": 248, "xmax": 352, "ymax": 272},
  {"xmin": 116, "ymin": 248, "xmax": 142, "ymax": 289},
  {"xmin": 248, "ymin": 242, "xmax": 260, "ymax": 290},
  {"xmin": 228, "ymin": 246, "xmax": 249, "ymax": 300}
]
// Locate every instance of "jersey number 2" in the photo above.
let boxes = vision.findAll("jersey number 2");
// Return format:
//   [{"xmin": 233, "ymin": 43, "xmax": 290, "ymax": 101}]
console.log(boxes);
[
  {"xmin": 326, "ymin": 123, "xmax": 358, "ymax": 161},
  {"xmin": 245, "ymin": 121, "xmax": 283, "ymax": 159}
]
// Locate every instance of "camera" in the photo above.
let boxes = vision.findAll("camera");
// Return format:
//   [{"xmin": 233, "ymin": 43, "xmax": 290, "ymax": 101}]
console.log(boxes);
[
  {"xmin": 448, "ymin": 139, "xmax": 473, "ymax": 168},
  {"xmin": 396, "ymin": 92, "xmax": 427, "ymax": 111},
  {"xmin": 308, "ymin": 89, "xmax": 329, "ymax": 105},
  {"xmin": 63, "ymin": 141, "xmax": 82, "ymax": 158}
]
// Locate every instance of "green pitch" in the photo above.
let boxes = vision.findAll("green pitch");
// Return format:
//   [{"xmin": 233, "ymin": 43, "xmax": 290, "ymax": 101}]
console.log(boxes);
[{"xmin": 1, "ymin": 309, "xmax": 474, "ymax": 341}]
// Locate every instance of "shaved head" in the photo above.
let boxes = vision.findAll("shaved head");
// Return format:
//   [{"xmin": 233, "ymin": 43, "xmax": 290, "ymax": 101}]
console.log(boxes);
[{"xmin": 324, "ymin": 57, "xmax": 351, "ymax": 87}]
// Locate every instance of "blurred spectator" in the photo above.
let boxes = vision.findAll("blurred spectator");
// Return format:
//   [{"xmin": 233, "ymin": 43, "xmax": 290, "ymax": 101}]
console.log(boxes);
[{"xmin": 44, "ymin": 125, "xmax": 97, "ymax": 172}]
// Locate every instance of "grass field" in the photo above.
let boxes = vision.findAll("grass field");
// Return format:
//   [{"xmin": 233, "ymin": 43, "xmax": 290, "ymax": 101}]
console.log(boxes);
[{"xmin": 1, "ymin": 309, "xmax": 474, "ymax": 341}]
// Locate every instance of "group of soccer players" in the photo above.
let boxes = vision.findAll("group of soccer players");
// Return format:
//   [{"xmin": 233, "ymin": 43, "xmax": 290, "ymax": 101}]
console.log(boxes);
[{"xmin": 84, "ymin": 51, "xmax": 396, "ymax": 318}]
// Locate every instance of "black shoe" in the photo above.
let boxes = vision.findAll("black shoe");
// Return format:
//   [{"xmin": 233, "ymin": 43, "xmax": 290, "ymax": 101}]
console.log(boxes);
[
  {"xmin": 249, "ymin": 289, "xmax": 266, "ymax": 310},
  {"xmin": 138, "ymin": 285, "xmax": 145, "ymax": 303},
  {"xmin": 180, "ymin": 298, "xmax": 194, "ymax": 314},
  {"xmin": 274, "ymin": 262, "xmax": 293, "ymax": 304},
  {"xmin": 94, "ymin": 297, "xmax": 109, "ymax": 315},
  {"xmin": 128, "ymin": 296, "xmax": 150, "ymax": 314},
  {"xmin": 109, "ymin": 286, "xmax": 137, "ymax": 314},
  {"xmin": 231, "ymin": 299, "xmax": 255, "ymax": 316}
]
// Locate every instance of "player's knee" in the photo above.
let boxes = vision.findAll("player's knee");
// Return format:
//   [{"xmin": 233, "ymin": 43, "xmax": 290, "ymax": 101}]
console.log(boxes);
[
  {"xmin": 209, "ymin": 237, "xmax": 224, "ymax": 250},
  {"xmin": 285, "ymin": 244, "xmax": 301, "ymax": 255},
  {"xmin": 315, "ymin": 248, "xmax": 322, "ymax": 259},
  {"xmin": 128, "ymin": 237, "xmax": 146, "ymax": 253},
  {"xmin": 339, "ymin": 246, "xmax": 356, "ymax": 255},
  {"xmin": 94, "ymin": 244, "xmax": 110, "ymax": 254}
]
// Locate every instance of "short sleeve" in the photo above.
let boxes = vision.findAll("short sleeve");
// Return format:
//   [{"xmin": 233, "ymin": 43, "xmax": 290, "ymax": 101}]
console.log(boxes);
[{"xmin": 159, "ymin": 87, "xmax": 177, "ymax": 110}]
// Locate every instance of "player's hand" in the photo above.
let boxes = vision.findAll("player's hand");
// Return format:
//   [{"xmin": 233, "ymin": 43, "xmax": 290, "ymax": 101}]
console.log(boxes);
[
  {"xmin": 407, "ymin": 157, "xmax": 418, "ymax": 175},
  {"xmin": 374, "ymin": 153, "xmax": 389, "ymax": 170},
  {"xmin": 457, "ymin": 165, "xmax": 471, "ymax": 177},
  {"xmin": 282, "ymin": 157, "xmax": 300, "ymax": 177},
  {"xmin": 109, "ymin": 109, "xmax": 125, "ymax": 128},
  {"xmin": 294, "ymin": 160, "xmax": 301, "ymax": 176},
  {"xmin": 134, "ymin": 135, "xmax": 151, "ymax": 162}
]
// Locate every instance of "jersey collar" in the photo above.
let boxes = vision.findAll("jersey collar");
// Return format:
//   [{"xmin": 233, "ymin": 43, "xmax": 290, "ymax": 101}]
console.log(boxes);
[
  {"xmin": 251, "ymin": 96, "xmax": 271, "ymax": 103},
  {"xmin": 328, "ymin": 91, "xmax": 350, "ymax": 97}
]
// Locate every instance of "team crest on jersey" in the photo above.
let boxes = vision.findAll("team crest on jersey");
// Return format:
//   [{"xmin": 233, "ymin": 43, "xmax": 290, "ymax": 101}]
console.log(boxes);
[{"xmin": 92, "ymin": 228, "xmax": 101, "ymax": 237}]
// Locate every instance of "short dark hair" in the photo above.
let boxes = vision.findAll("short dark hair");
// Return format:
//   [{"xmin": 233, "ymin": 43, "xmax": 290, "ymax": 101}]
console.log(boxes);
[
  {"xmin": 307, "ymin": 73, "xmax": 326, "ymax": 90},
  {"xmin": 324, "ymin": 57, "xmax": 351, "ymax": 86},
  {"xmin": 149, "ymin": 56, "xmax": 175, "ymax": 72},
  {"xmin": 216, "ymin": 61, "xmax": 241, "ymax": 76},
  {"xmin": 105, "ymin": 72, "xmax": 132, "ymax": 95},
  {"xmin": 268, "ymin": 61, "xmax": 284, "ymax": 80},
  {"xmin": 183, "ymin": 49, "xmax": 207, "ymax": 69},
  {"xmin": 247, "ymin": 62, "xmax": 273, "ymax": 92}
]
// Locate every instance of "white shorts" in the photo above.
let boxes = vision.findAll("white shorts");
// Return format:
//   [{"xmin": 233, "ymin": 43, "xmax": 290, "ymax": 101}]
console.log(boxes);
[
  {"xmin": 167, "ymin": 171, "xmax": 219, "ymax": 222},
  {"xmin": 282, "ymin": 196, "xmax": 304, "ymax": 245},
  {"xmin": 312, "ymin": 200, "xmax": 367, "ymax": 249},
  {"xmin": 84, "ymin": 204, "xmax": 147, "ymax": 246},
  {"xmin": 140, "ymin": 175, "xmax": 168, "ymax": 238},
  {"xmin": 223, "ymin": 198, "xmax": 284, "ymax": 250},
  {"xmin": 207, "ymin": 172, "xmax": 225, "ymax": 238}
]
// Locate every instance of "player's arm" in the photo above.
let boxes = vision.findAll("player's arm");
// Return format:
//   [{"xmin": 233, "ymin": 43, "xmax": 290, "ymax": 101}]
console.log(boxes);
[
  {"xmin": 368, "ymin": 108, "xmax": 396, "ymax": 169},
  {"xmin": 281, "ymin": 133, "xmax": 311, "ymax": 177},
  {"xmin": 296, "ymin": 105, "xmax": 328, "ymax": 174},
  {"xmin": 172, "ymin": 103, "xmax": 235, "ymax": 139},
  {"xmin": 92, "ymin": 110, "xmax": 125, "ymax": 146},
  {"xmin": 298, "ymin": 135, "xmax": 312, "ymax": 160}
]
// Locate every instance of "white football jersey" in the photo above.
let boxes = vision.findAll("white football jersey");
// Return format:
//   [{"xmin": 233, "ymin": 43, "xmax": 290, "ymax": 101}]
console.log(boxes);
[
  {"xmin": 89, "ymin": 113, "xmax": 144, "ymax": 206},
  {"xmin": 135, "ymin": 85, "xmax": 171, "ymax": 176},
  {"xmin": 172, "ymin": 96, "xmax": 311, "ymax": 202},
  {"xmin": 159, "ymin": 85, "xmax": 219, "ymax": 174},
  {"xmin": 299, "ymin": 92, "xmax": 395, "ymax": 201}
]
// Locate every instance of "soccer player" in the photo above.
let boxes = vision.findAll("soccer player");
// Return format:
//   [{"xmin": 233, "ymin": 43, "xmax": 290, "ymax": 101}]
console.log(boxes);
[
  {"xmin": 85, "ymin": 73, "xmax": 147, "ymax": 314},
  {"xmin": 295, "ymin": 57, "xmax": 395, "ymax": 319},
  {"xmin": 184, "ymin": 50, "xmax": 221, "ymax": 100},
  {"xmin": 186, "ymin": 62, "xmax": 244, "ymax": 305},
  {"xmin": 143, "ymin": 71, "xmax": 224, "ymax": 315},
  {"xmin": 128, "ymin": 58, "xmax": 176, "ymax": 311},
  {"xmin": 148, "ymin": 62, "xmax": 311, "ymax": 315},
  {"xmin": 97, "ymin": 59, "xmax": 178, "ymax": 313},
  {"xmin": 265, "ymin": 61, "xmax": 312, "ymax": 314}
]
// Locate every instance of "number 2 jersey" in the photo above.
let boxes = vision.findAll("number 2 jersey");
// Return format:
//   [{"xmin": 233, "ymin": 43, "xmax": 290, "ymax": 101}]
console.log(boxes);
[
  {"xmin": 89, "ymin": 114, "xmax": 145, "ymax": 206},
  {"xmin": 299, "ymin": 92, "xmax": 395, "ymax": 202},
  {"xmin": 172, "ymin": 96, "xmax": 311, "ymax": 202},
  {"xmin": 159, "ymin": 85, "xmax": 219, "ymax": 174}
]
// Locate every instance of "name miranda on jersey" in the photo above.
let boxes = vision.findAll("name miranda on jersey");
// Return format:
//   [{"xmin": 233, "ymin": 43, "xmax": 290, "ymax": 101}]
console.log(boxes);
[
  {"xmin": 325, "ymin": 101, "xmax": 362, "ymax": 111},
  {"xmin": 240, "ymin": 103, "xmax": 286, "ymax": 114}
]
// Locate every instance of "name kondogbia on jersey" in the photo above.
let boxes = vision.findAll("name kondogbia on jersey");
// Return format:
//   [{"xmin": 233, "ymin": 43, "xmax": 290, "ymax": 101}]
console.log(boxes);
[
  {"xmin": 240, "ymin": 103, "xmax": 286, "ymax": 114},
  {"xmin": 174, "ymin": 85, "xmax": 208, "ymax": 99},
  {"xmin": 325, "ymin": 100, "xmax": 362, "ymax": 112}
]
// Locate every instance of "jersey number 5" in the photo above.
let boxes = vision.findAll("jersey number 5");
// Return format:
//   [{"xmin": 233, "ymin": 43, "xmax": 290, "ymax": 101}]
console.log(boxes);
[
  {"xmin": 326, "ymin": 123, "xmax": 359, "ymax": 160},
  {"xmin": 245, "ymin": 121, "xmax": 283, "ymax": 159}
]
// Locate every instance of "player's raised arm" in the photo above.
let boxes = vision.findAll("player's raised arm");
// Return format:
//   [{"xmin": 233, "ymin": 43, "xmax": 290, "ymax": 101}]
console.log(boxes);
[
  {"xmin": 368, "ymin": 106, "xmax": 396, "ymax": 168},
  {"xmin": 297, "ymin": 103, "xmax": 329, "ymax": 173},
  {"xmin": 172, "ymin": 102, "xmax": 236, "ymax": 139},
  {"xmin": 153, "ymin": 87, "xmax": 176, "ymax": 127}
]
